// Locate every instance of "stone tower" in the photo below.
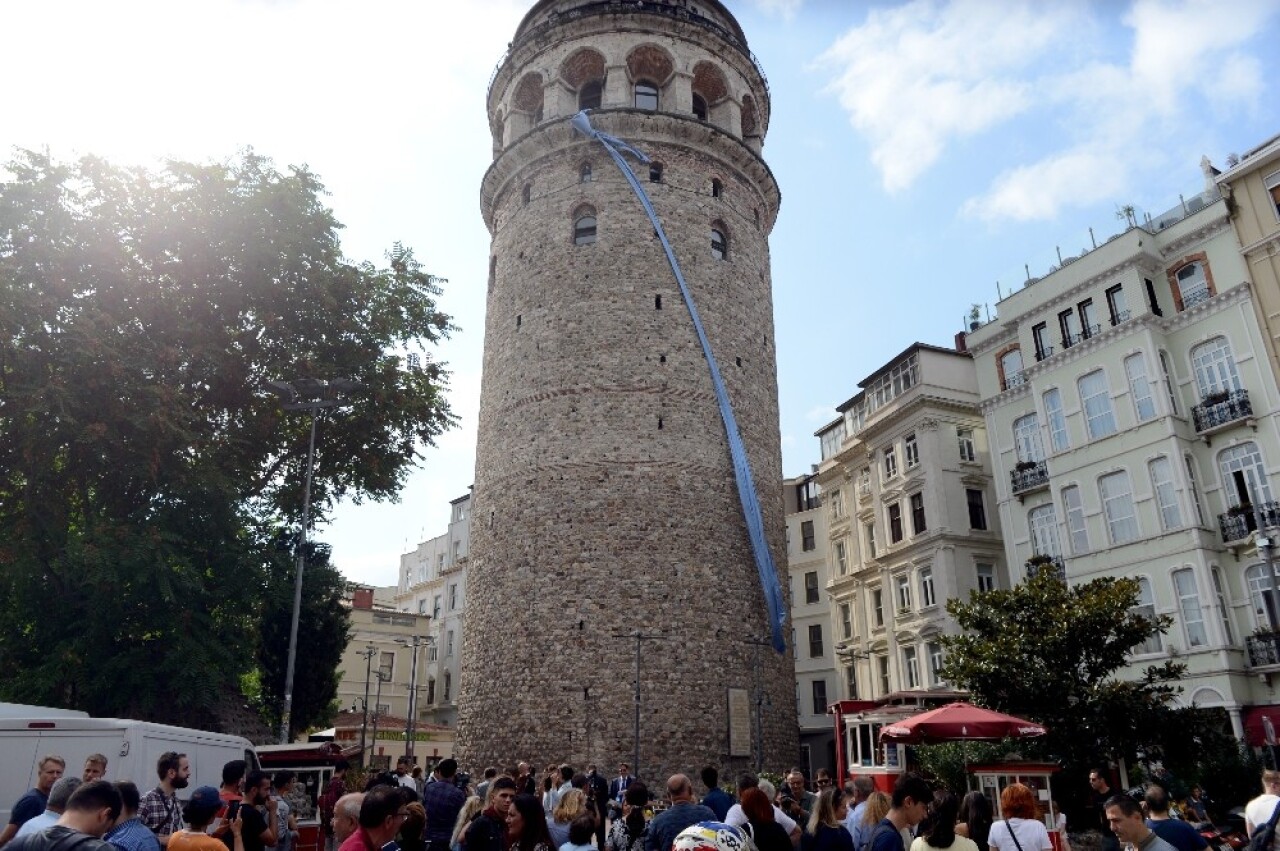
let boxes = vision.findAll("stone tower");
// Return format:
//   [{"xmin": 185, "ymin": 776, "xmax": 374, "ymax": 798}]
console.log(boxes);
[{"xmin": 457, "ymin": 0, "xmax": 796, "ymax": 782}]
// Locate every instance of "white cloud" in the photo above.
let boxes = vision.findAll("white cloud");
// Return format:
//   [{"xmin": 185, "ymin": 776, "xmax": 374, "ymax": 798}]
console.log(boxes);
[
  {"xmin": 816, "ymin": 0, "xmax": 1084, "ymax": 193},
  {"xmin": 750, "ymin": 0, "xmax": 802, "ymax": 20},
  {"xmin": 805, "ymin": 404, "xmax": 835, "ymax": 423},
  {"xmin": 817, "ymin": 0, "xmax": 1278, "ymax": 221}
]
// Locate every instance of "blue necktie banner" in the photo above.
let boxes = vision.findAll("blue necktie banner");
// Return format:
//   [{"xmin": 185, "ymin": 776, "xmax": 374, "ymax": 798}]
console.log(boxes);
[{"xmin": 571, "ymin": 111, "xmax": 787, "ymax": 654}]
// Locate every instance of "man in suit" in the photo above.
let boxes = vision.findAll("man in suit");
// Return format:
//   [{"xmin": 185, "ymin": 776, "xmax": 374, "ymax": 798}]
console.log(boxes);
[{"xmin": 609, "ymin": 764, "xmax": 634, "ymax": 819}]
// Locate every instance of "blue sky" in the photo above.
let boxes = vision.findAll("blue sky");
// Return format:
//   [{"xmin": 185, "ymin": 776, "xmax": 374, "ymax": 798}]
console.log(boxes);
[{"xmin": 4, "ymin": 0, "xmax": 1279, "ymax": 585}]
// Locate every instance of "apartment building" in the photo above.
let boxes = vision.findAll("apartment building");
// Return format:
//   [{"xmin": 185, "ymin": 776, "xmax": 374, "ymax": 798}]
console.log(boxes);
[
  {"xmin": 338, "ymin": 586, "xmax": 431, "ymax": 745},
  {"xmin": 1218, "ymin": 134, "xmax": 1280, "ymax": 391},
  {"xmin": 964, "ymin": 170, "xmax": 1280, "ymax": 739},
  {"xmin": 814, "ymin": 344, "xmax": 1006, "ymax": 731},
  {"xmin": 785, "ymin": 472, "xmax": 836, "ymax": 776},
  {"xmin": 394, "ymin": 491, "xmax": 472, "ymax": 727}
]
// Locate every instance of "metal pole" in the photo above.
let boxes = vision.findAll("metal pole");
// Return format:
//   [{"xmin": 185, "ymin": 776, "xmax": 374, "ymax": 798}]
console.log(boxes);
[
  {"xmin": 744, "ymin": 636, "xmax": 771, "ymax": 773},
  {"xmin": 360, "ymin": 645, "xmax": 375, "ymax": 765},
  {"xmin": 371, "ymin": 671, "xmax": 386, "ymax": 764},
  {"xmin": 280, "ymin": 408, "xmax": 319, "ymax": 744},
  {"xmin": 1257, "ymin": 506, "xmax": 1280, "ymax": 632},
  {"xmin": 633, "ymin": 633, "xmax": 641, "ymax": 777},
  {"xmin": 405, "ymin": 638, "xmax": 421, "ymax": 763}
]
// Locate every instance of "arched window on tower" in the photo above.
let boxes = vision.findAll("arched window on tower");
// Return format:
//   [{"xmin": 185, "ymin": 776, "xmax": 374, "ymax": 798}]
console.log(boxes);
[
  {"xmin": 574, "ymin": 212, "xmax": 597, "ymax": 245},
  {"xmin": 635, "ymin": 81, "xmax": 658, "ymax": 110},
  {"xmin": 711, "ymin": 227, "xmax": 727, "ymax": 260},
  {"xmin": 692, "ymin": 93, "xmax": 708, "ymax": 121},
  {"xmin": 579, "ymin": 79, "xmax": 603, "ymax": 111}
]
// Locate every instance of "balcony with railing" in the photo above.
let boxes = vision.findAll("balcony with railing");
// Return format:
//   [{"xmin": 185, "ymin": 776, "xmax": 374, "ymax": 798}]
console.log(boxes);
[
  {"xmin": 1218, "ymin": 501, "xmax": 1280, "ymax": 544},
  {"xmin": 1025, "ymin": 554, "xmax": 1066, "ymax": 581},
  {"xmin": 1063, "ymin": 324, "xmax": 1102, "ymax": 349},
  {"xmin": 1181, "ymin": 289, "xmax": 1212, "ymax": 309},
  {"xmin": 1011, "ymin": 460, "xmax": 1049, "ymax": 496},
  {"xmin": 1193, "ymin": 389, "xmax": 1252, "ymax": 435},
  {"xmin": 1247, "ymin": 632, "xmax": 1280, "ymax": 668},
  {"xmin": 1003, "ymin": 370, "xmax": 1027, "ymax": 391},
  {"xmin": 1035, "ymin": 346, "xmax": 1054, "ymax": 362},
  {"xmin": 1110, "ymin": 310, "xmax": 1131, "ymax": 326}
]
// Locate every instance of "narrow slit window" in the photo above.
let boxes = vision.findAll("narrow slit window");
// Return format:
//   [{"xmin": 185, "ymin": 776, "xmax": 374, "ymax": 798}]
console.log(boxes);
[
  {"xmin": 649, "ymin": 163, "xmax": 663, "ymax": 183},
  {"xmin": 579, "ymin": 162, "xmax": 592, "ymax": 183},
  {"xmin": 711, "ymin": 178, "xmax": 722, "ymax": 198},
  {"xmin": 573, "ymin": 215, "xmax": 597, "ymax": 245},
  {"xmin": 655, "ymin": 294, "xmax": 662, "ymax": 310},
  {"xmin": 521, "ymin": 184, "xmax": 531, "ymax": 205},
  {"xmin": 711, "ymin": 228, "xmax": 727, "ymax": 260},
  {"xmin": 657, "ymin": 416, "xmax": 663, "ymax": 430}
]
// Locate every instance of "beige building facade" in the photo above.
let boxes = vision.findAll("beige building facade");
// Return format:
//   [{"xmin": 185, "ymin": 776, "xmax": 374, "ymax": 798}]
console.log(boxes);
[
  {"xmin": 785, "ymin": 473, "xmax": 836, "ymax": 777},
  {"xmin": 965, "ymin": 169, "xmax": 1280, "ymax": 739},
  {"xmin": 394, "ymin": 492, "xmax": 471, "ymax": 728},
  {"xmin": 815, "ymin": 344, "xmax": 1007, "ymax": 752}
]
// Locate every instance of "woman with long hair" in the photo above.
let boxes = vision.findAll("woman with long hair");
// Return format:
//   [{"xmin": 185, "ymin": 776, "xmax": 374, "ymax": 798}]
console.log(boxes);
[
  {"xmin": 741, "ymin": 788, "xmax": 792, "ymax": 851},
  {"xmin": 802, "ymin": 788, "xmax": 854, "ymax": 851},
  {"xmin": 606, "ymin": 784, "xmax": 649, "ymax": 851},
  {"xmin": 912, "ymin": 792, "xmax": 977, "ymax": 851},
  {"xmin": 548, "ymin": 789, "xmax": 589, "ymax": 849},
  {"xmin": 509, "ymin": 794, "xmax": 555, "ymax": 851},
  {"xmin": 988, "ymin": 785, "xmax": 1051, "ymax": 851},
  {"xmin": 956, "ymin": 792, "xmax": 993, "ymax": 850},
  {"xmin": 451, "ymin": 796, "xmax": 485, "ymax": 851},
  {"xmin": 854, "ymin": 792, "xmax": 892, "ymax": 851}
]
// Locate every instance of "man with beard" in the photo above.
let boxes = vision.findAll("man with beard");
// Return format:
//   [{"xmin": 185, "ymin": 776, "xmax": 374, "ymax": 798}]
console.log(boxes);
[
  {"xmin": 223, "ymin": 773, "xmax": 278, "ymax": 851},
  {"xmin": 139, "ymin": 753, "xmax": 191, "ymax": 847}
]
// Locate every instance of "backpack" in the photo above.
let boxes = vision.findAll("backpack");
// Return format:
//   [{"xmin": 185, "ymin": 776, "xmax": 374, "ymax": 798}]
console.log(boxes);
[{"xmin": 1248, "ymin": 803, "xmax": 1280, "ymax": 851}]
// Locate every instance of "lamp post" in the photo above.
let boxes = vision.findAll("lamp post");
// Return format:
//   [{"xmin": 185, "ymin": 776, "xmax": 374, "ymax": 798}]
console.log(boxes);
[
  {"xmin": 611, "ymin": 630, "xmax": 667, "ymax": 779},
  {"xmin": 369, "ymin": 667, "xmax": 391, "ymax": 765},
  {"xmin": 266, "ymin": 377, "xmax": 359, "ymax": 744},
  {"xmin": 743, "ymin": 636, "xmax": 773, "ymax": 772},
  {"xmin": 358, "ymin": 644, "xmax": 377, "ymax": 765},
  {"xmin": 398, "ymin": 635, "xmax": 433, "ymax": 764}
]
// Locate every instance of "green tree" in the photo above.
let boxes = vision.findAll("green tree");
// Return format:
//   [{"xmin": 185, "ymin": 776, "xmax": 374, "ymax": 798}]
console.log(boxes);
[
  {"xmin": 254, "ymin": 532, "xmax": 351, "ymax": 739},
  {"xmin": 0, "ymin": 149, "xmax": 454, "ymax": 726},
  {"xmin": 940, "ymin": 566, "xmax": 1184, "ymax": 804}
]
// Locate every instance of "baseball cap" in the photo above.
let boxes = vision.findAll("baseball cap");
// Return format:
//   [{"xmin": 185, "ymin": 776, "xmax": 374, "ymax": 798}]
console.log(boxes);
[{"xmin": 189, "ymin": 786, "xmax": 222, "ymax": 809}]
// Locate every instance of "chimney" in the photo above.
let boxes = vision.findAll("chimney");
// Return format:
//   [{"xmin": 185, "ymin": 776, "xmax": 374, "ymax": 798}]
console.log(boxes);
[
  {"xmin": 954, "ymin": 331, "xmax": 968, "ymax": 353},
  {"xmin": 352, "ymin": 587, "xmax": 374, "ymax": 610}
]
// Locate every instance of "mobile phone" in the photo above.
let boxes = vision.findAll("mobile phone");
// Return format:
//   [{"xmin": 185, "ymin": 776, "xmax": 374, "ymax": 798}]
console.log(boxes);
[{"xmin": 227, "ymin": 801, "xmax": 242, "ymax": 820}]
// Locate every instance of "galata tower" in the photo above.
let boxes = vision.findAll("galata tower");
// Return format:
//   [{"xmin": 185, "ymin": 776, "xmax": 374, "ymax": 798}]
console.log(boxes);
[{"xmin": 457, "ymin": 0, "xmax": 796, "ymax": 782}]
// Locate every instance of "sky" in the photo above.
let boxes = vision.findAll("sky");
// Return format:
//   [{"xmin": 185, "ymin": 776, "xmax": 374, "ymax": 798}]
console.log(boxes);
[{"xmin": 5, "ymin": 0, "xmax": 1279, "ymax": 587}]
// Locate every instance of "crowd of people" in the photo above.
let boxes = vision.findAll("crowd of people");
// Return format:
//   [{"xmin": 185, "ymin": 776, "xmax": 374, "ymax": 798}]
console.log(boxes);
[{"xmin": 9, "ymin": 753, "xmax": 1280, "ymax": 851}]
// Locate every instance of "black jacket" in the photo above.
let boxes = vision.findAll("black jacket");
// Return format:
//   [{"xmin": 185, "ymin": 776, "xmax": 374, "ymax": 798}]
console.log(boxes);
[{"xmin": 8, "ymin": 827, "xmax": 113, "ymax": 851}]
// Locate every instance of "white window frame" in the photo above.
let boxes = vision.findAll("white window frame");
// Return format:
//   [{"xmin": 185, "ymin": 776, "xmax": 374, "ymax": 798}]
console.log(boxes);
[
  {"xmin": 1100, "ymin": 470, "xmax": 1140, "ymax": 545},
  {"xmin": 1013, "ymin": 414, "xmax": 1044, "ymax": 463},
  {"xmin": 883, "ymin": 446, "xmax": 898, "ymax": 479},
  {"xmin": 1149, "ymin": 456, "xmax": 1182, "ymax": 531},
  {"xmin": 958, "ymin": 428, "xmax": 976, "ymax": 462},
  {"xmin": 1028, "ymin": 504, "xmax": 1061, "ymax": 559},
  {"xmin": 1212, "ymin": 566, "xmax": 1234, "ymax": 643},
  {"xmin": 1043, "ymin": 389, "xmax": 1069, "ymax": 452},
  {"xmin": 902, "ymin": 645, "xmax": 920, "ymax": 689},
  {"xmin": 1218, "ymin": 441, "xmax": 1273, "ymax": 507},
  {"xmin": 1175, "ymin": 262, "xmax": 1210, "ymax": 306},
  {"xmin": 1062, "ymin": 485, "xmax": 1089, "ymax": 555},
  {"xmin": 904, "ymin": 433, "xmax": 920, "ymax": 469},
  {"xmin": 839, "ymin": 602, "xmax": 852, "ymax": 639},
  {"xmin": 829, "ymin": 487, "xmax": 844, "ymax": 520},
  {"xmin": 835, "ymin": 540, "xmax": 848, "ymax": 575},
  {"xmin": 896, "ymin": 575, "xmax": 912, "ymax": 613},
  {"xmin": 1191, "ymin": 337, "xmax": 1241, "ymax": 399},
  {"xmin": 872, "ymin": 587, "xmax": 884, "ymax": 627},
  {"xmin": 920, "ymin": 567, "xmax": 936, "ymax": 608},
  {"xmin": 976, "ymin": 563, "xmax": 996, "ymax": 593},
  {"xmin": 927, "ymin": 641, "xmax": 944, "ymax": 685},
  {"xmin": 1124, "ymin": 353, "xmax": 1157, "ymax": 422},
  {"xmin": 1159, "ymin": 350, "xmax": 1180, "ymax": 415},
  {"xmin": 1185, "ymin": 455, "xmax": 1206, "ymax": 526},
  {"xmin": 1134, "ymin": 577, "xmax": 1162, "ymax": 655},
  {"xmin": 1173, "ymin": 568, "xmax": 1208, "ymax": 648},
  {"xmin": 1079, "ymin": 370, "xmax": 1118, "ymax": 439}
]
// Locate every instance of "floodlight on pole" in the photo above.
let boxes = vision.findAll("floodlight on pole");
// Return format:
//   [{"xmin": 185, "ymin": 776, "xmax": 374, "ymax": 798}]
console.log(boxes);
[{"xmin": 268, "ymin": 377, "xmax": 360, "ymax": 744}]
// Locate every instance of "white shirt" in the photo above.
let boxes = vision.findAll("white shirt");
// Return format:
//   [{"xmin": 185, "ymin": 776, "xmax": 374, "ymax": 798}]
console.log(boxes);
[
  {"xmin": 398, "ymin": 774, "xmax": 417, "ymax": 789},
  {"xmin": 724, "ymin": 803, "xmax": 798, "ymax": 835},
  {"xmin": 14, "ymin": 812, "xmax": 58, "ymax": 839},
  {"xmin": 1246, "ymin": 794, "xmax": 1280, "ymax": 835},
  {"xmin": 989, "ymin": 819, "xmax": 1052, "ymax": 851}
]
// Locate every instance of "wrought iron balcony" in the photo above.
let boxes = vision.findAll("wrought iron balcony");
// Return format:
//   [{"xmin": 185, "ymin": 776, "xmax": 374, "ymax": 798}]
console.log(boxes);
[
  {"xmin": 1011, "ymin": 460, "xmax": 1049, "ymax": 495},
  {"xmin": 1192, "ymin": 389, "xmax": 1252, "ymax": 434},
  {"xmin": 1035, "ymin": 345, "xmax": 1054, "ymax": 362},
  {"xmin": 1248, "ymin": 632, "xmax": 1280, "ymax": 667},
  {"xmin": 1218, "ymin": 501, "xmax": 1280, "ymax": 543},
  {"xmin": 1182, "ymin": 289, "xmax": 1212, "ymax": 309},
  {"xmin": 1110, "ymin": 310, "xmax": 1131, "ymax": 326},
  {"xmin": 1003, "ymin": 370, "xmax": 1027, "ymax": 390},
  {"xmin": 1025, "ymin": 555, "xmax": 1065, "ymax": 581}
]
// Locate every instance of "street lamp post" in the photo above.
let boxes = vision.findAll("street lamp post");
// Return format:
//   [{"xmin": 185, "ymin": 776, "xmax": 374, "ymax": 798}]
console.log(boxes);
[
  {"xmin": 359, "ymin": 645, "xmax": 377, "ymax": 765},
  {"xmin": 267, "ymin": 377, "xmax": 359, "ymax": 745},
  {"xmin": 398, "ymin": 635, "xmax": 433, "ymax": 764},
  {"xmin": 744, "ymin": 636, "xmax": 772, "ymax": 773},
  {"xmin": 369, "ymin": 667, "xmax": 391, "ymax": 765},
  {"xmin": 611, "ymin": 630, "xmax": 667, "ymax": 779}
]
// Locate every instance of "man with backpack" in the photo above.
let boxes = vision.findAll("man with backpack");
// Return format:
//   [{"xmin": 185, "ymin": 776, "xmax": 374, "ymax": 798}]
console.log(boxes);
[{"xmin": 1246, "ymin": 771, "xmax": 1280, "ymax": 851}]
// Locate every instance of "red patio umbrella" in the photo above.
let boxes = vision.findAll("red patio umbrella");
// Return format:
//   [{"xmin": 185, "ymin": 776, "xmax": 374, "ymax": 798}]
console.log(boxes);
[{"xmin": 878, "ymin": 702, "xmax": 1047, "ymax": 745}]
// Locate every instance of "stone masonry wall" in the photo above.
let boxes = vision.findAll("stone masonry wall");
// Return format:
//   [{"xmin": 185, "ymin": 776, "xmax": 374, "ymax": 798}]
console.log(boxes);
[{"xmin": 456, "ymin": 0, "xmax": 798, "ymax": 785}]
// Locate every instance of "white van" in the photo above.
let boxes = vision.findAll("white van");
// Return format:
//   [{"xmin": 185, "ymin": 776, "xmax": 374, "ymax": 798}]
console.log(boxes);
[{"xmin": 0, "ymin": 711, "xmax": 259, "ymax": 823}]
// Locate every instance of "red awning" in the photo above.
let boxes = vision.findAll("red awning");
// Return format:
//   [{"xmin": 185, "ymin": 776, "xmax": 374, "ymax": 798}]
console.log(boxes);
[
  {"xmin": 1243, "ymin": 705, "xmax": 1280, "ymax": 746},
  {"xmin": 879, "ymin": 702, "xmax": 1046, "ymax": 744}
]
